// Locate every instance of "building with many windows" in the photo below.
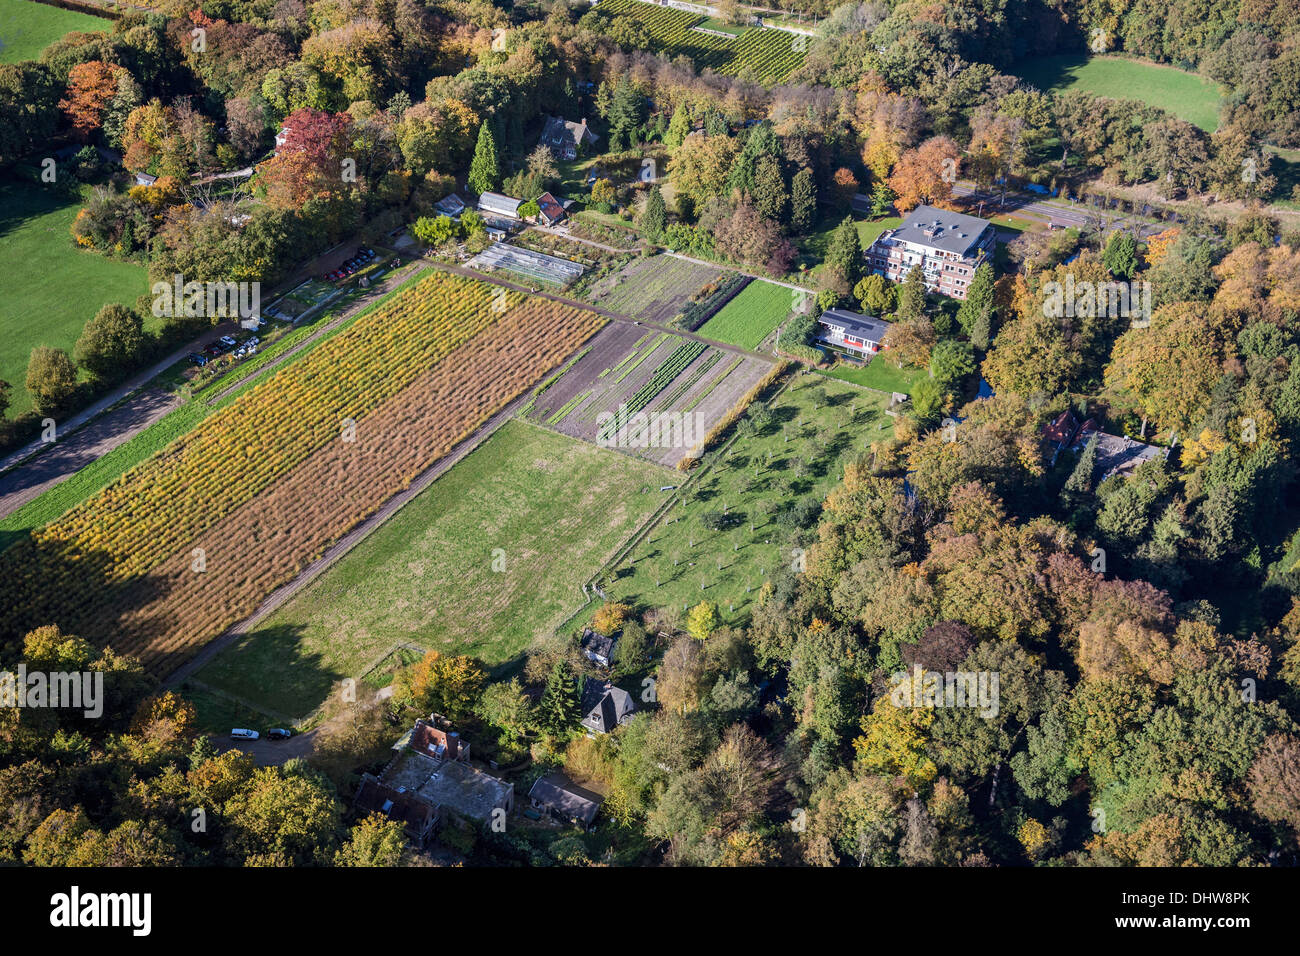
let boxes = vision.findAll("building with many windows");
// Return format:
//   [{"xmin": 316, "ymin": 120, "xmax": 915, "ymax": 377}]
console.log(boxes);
[{"xmin": 865, "ymin": 205, "xmax": 995, "ymax": 300}]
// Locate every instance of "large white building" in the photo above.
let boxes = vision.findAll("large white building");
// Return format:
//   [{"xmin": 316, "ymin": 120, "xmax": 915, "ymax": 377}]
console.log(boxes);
[{"xmin": 865, "ymin": 205, "xmax": 995, "ymax": 300}]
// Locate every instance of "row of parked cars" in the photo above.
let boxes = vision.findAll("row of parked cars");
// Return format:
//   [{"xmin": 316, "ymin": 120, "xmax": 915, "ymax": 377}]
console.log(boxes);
[
  {"xmin": 231, "ymin": 728, "xmax": 291, "ymax": 741},
  {"xmin": 188, "ymin": 332, "xmax": 260, "ymax": 367},
  {"xmin": 322, "ymin": 247, "xmax": 377, "ymax": 282}
]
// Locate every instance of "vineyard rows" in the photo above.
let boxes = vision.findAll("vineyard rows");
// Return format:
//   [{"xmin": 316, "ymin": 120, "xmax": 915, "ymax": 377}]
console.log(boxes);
[
  {"xmin": 0, "ymin": 280, "xmax": 605, "ymax": 673},
  {"xmin": 597, "ymin": 0, "xmax": 807, "ymax": 82}
]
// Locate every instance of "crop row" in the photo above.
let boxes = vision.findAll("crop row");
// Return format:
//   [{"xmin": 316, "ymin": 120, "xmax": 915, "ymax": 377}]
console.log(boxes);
[
  {"xmin": 2, "ymin": 299, "xmax": 606, "ymax": 671},
  {"xmin": 598, "ymin": 340, "xmax": 707, "ymax": 441},
  {"xmin": 597, "ymin": 0, "xmax": 806, "ymax": 81},
  {"xmin": 22, "ymin": 272, "xmax": 519, "ymax": 587}
]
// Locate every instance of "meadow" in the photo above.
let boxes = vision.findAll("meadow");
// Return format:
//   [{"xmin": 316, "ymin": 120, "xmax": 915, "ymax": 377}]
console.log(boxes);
[
  {"xmin": 194, "ymin": 420, "xmax": 670, "ymax": 718},
  {"xmin": 819, "ymin": 357, "xmax": 926, "ymax": 395},
  {"xmin": 0, "ymin": 180, "xmax": 150, "ymax": 415},
  {"xmin": 1013, "ymin": 54, "xmax": 1223, "ymax": 132},
  {"xmin": 0, "ymin": 0, "xmax": 109, "ymax": 63}
]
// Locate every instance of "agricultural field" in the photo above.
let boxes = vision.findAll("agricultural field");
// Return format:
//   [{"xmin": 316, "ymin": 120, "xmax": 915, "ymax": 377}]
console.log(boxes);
[
  {"xmin": 0, "ymin": 180, "xmax": 151, "ymax": 416},
  {"xmin": 596, "ymin": 0, "xmax": 806, "ymax": 82},
  {"xmin": 1013, "ymin": 54, "xmax": 1223, "ymax": 132},
  {"xmin": 581, "ymin": 253, "xmax": 722, "ymax": 323},
  {"xmin": 604, "ymin": 374, "xmax": 891, "ymax": 621},
  {"xmin": 523, "ymin": 322, "xmax": 774, "ymax": 467},
  {"xmin": 193, "ymin": 420, "xmax": 670, "ymax": 718},
  {"xmin": 0, "ymin": 272, "xmax": 606, "ymax": 675},
  {"xmin": 0, "ymin": 0, "xmax": 109, "ymax": 63},
  {"xmin": 698, "ymin": 278, "xmax": 795, "ymax": 349}
]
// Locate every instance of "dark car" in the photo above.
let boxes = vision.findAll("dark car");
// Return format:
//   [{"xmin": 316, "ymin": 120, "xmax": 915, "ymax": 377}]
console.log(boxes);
[
  {"xmin": 188, "ymin": 353, "xmax": 208, "ymax": 367},
  {"xmin": 266, "ymin": 728, "xmax": 291, "ymax": 741}
]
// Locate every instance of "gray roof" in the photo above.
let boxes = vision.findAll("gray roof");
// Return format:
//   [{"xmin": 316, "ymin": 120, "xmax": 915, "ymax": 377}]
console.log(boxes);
[
  {"xmin": 528, "ymin": 773, "xmax": 604, "ymax": 827},
  {"xmin": 580, "ymin": 681, "xmax": 635, "ymax": 734},
  {"xmin": 819, "ymin": 308, "xmax": 891, "ymax": 344},
  {"xmin": 384, "ymin": 751, "xmax": 512, "ymax": 822},
  {"xmin": 889, "ymin": 205, "xmax": 992, "ymax": 256},
  {"xmin": 478, "ymin": 192, "xmax": 522, "ymax": 217}
]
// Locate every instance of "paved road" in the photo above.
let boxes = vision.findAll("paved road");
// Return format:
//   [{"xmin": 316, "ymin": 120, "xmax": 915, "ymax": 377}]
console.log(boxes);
[{"xmin": 0, "ymin": 387, "xmax": 181, "ymax": 520}]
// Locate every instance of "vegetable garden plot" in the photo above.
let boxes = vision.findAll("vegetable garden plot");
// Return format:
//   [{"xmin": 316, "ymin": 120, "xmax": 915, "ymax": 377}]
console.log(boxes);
[
  {"xmin": 524, "ymin": 322, "xmax": 774, "ymax": 467},
  {"xmin": 582, "ymin": 254, "xmax": 722, "ymax": 324},
  {"xmin": 468, "ymin": 241, "xmax": 586, "ymax": 286}
]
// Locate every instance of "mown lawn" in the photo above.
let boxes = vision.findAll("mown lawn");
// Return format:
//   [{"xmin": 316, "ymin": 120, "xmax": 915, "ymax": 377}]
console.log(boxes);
[
  {"xmin": 194, "ymin": 420, "xmax": 671, "ymax": 718},
  {"xmin": 819, "ymin": 356, "xmax": 926, "ymax": 395},
  {"xmin": 0, "ymin": 180, "xmax": 149, "ymax": 415},
  {"xmin": 1013, "ymin": 54, "xmax": 1222, "ymax": 132},
  {"xmin": 0, "ymin": 0, "xmax": 109, "ymax": 63},
  {"xmin": 606, "ymin": 374, "xmax": 889, "ymax": 623},
  {"xmin": 698, "ymin": 279, "xmax": 793, "ymax": 349}
]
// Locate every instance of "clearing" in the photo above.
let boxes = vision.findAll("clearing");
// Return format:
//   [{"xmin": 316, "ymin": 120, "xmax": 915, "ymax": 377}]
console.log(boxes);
[{"xmin": 1013, "ymin": 54, "xmax": 1222, "ymax": 133}]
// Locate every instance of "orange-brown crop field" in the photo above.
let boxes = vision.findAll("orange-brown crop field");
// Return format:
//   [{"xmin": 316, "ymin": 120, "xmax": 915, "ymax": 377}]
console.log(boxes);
[{"xmin": 0, "ymin": 274, "xmax": 605, "ymax": 675}]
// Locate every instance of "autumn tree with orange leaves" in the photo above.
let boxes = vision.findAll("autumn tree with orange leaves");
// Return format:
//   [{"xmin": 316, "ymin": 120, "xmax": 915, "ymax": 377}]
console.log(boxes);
[
  {"xmin": 59, "ymin": 61, "xmax": 126, "ymax": 142},
  {"xmin": 888, "ymin": 136, "xmax": 961, "ymax": 213}
]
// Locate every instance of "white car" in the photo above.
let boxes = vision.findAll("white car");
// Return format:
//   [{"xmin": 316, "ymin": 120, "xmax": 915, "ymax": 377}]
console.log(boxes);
[
  {"xmin": 219, "ymin": 335, "xmax": 238, "ymax": 348},
  {"xmin": 230, "ymin": 728, "xmax": 259, "ymax": 740}
]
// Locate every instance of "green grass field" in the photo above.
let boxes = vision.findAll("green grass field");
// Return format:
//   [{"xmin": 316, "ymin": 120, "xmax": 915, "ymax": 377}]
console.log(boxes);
[
  {"xmin": 1013, "ymin": 54, "xmax": 1222, "ymax": 132},
  {"xmin": 0, "ymin": 180, "xmax": 149, "ymax": 416},
  {"xmin": 798, "ymin": 213, "xmax": 902, "ymax": 272},
  {"xmin": 193, "ymin": 420, "xmax": 672, "ymax": 718},
  {"xmin": 605, "ymin": 375, "xmax": 889, "ymax": 621},
  {"xmin": 0, "ymin": 0, "xmax": 109, "ymax": 63},
  {"xmin": 698, "ymin": 279, "xmax": 794, "ymax": 349},
  {"xmin": 819, "ymin": 356, "xmax": 925, "ymax": 395}
]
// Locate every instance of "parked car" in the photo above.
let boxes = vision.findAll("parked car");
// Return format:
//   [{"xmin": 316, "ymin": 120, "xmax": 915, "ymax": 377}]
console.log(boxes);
[
  {"xmin": 230, "ymin": 728, "xmax": 259, "ymax": 740},
  {"xmin": 219, "ymin": 335, "xmax": 237, "ymax": 349},
  {"xmin": 188, "ymin": 353, "xmax": 208, "ymax": 367},
  {"xmin": 266, "ymin": 728, "xmax": 291, "ymax": 741}
]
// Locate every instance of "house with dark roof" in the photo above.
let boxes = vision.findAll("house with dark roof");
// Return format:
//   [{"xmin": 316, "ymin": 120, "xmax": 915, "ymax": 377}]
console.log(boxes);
[
  {"xmin": 865, "ymin": 204, "xmax": 995, "ymax": 300},
  {"xmin": 538, "ymin": 116, "xmax": 598, "ymax": 160},
  {"xmin": 528, "ymin": 773, "xmax": 604, "ymax": 830},
  {"xmin": 580, "ymin": 680, "xmax": 636, "ymax": 735},
  {"xmin": 536, "ymin": 191, "xmax": 566, "ymax": 226},
  {"xmin": 353, "ymin": 774, "xmax": 439, "ymax": 846},
  {"xmin": 816, "ymin": 308, "xmax": 892, "ymax": 358},
  {"xmin": 580, "ymin": 628, "xmax": 616, "ymax": 668}
]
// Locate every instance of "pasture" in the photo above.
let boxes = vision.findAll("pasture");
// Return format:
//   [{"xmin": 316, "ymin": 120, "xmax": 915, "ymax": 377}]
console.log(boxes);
[
  {"xmin": 698, "ymin": 279, "xmax": 793, "ymax": 349},
  {"xmin": 1013, "ymin": 54, "xmax": 1222, "ymax": 132},
  {"xmin": 0, "ymin": 0, "xmax": 109, "ymax": 63}
]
